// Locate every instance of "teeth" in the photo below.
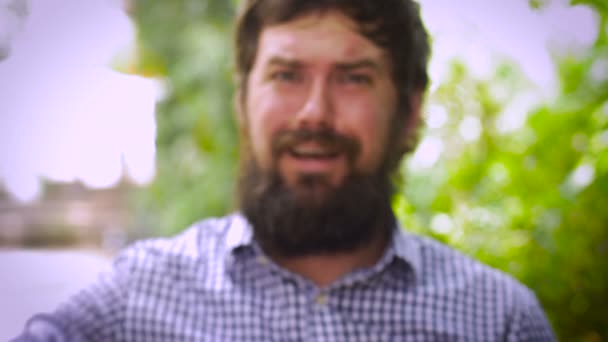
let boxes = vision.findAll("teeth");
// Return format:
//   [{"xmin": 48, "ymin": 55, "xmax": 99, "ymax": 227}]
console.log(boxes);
[
  {"xmin": 291, "ymin": 145, "xmax": 337, "ymax": 158},
  {"xmin": 294, "ymin": 146, "xmax": 324, "ymax": 154}
]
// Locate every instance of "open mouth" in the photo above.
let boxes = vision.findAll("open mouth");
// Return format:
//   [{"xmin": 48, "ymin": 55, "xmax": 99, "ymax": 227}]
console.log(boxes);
[
  {"xmin": 289, "ymin": 145, "xmax": 340, "ymax": 159},
  {"xmin": 280, "ymin": 142, "xmax": 349, "ymax": 177},
  {"xmin": 272, "ymin": 128, "xmax": 359, "ymax": 164}
]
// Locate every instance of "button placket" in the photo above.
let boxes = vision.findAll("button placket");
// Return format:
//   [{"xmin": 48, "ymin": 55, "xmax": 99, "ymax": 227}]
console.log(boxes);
[{"xmin": 315, "ymin": 292, "xmax": 328, "ymax": 305}]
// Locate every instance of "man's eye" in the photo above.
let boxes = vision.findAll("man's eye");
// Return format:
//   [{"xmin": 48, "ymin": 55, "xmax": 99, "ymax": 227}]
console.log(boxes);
[
  {"xmin": 271, "ymin": 70, "xmax": 300, "ymax": 82},
  {"xmin": 340, "ymin": 73, "xmax": 373, "ymax": 85}
]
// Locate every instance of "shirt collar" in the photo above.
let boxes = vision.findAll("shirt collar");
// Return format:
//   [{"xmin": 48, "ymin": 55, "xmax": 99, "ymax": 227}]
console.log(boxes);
[
  {"xmin": 389, "ymin": 223, "xmax": 422, "ymax": 278},
  {"xmin": 225, "ymin": 212, "xmax": 421, "ymax": 278},
  {"xmin": 225, "ymin": 213, "xmax": 254, "ymax": 251}
]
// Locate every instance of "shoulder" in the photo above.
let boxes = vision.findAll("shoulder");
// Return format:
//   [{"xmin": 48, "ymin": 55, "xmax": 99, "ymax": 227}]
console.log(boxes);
[
  {"xmin": 403, "ymin": 231, "xmax": 545, "ymax": 315},
  {"xmin": 398, "ymin": 232, "xmax": 554, "ymax": 337},
  {"xmin": 411, "ymin": 233, "xmax": 521, "ymax": 285},
  {"xmin": 115, "ymin": 214, "xmax": 241, "ymax": 277}
]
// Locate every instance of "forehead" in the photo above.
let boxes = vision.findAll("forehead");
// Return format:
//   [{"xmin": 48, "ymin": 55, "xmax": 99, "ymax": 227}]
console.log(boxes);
[{"xmin": 255, "ymin": 11, "xmax": 388, "ymax": 66}]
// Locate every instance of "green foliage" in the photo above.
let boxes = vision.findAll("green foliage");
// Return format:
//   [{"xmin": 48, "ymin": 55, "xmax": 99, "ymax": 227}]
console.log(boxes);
[
  {"xmin": 132, "ymin": 0, "xmax": 239, "ymax": 234},
  {"xmin": 132, "ymin": 0, "xmax": 608, "ymax": 339}
]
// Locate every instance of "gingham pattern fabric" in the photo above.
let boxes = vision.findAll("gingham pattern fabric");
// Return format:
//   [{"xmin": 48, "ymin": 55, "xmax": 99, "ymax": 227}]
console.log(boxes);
[{"xmin": 15, "ymin": 213, "xmax": 555, "ymax": 341}]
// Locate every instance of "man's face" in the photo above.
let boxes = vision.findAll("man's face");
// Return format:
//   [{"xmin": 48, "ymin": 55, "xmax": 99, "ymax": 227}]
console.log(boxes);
[{"xmin": 243, "ymin": 11, "xmax": 399, "ymax": 196}]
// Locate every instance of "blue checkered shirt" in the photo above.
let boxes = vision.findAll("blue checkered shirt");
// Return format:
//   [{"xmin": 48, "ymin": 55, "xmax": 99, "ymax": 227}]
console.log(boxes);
[{"xmin": 15, "ymin": 213, "xmax": 555, "ymax": 341}]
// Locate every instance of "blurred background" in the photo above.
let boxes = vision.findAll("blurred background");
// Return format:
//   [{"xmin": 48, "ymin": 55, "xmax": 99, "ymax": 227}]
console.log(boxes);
[{"xmin": 0, "ymin": 0, "xmax": 606, "ymax": 340}]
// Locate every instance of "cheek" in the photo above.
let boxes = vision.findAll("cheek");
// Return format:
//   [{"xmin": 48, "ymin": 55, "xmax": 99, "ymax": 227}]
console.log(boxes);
[
  {"xmin": 337, "ymin": 99, "xmax": 392, "ymax": 170},
  {"xmin": 246, "ymin": 89, "xmax": 299, "ymax": 166},
  {"xmin": 359, "ymin": 122, "xmax": 388, "ymax": 170}
]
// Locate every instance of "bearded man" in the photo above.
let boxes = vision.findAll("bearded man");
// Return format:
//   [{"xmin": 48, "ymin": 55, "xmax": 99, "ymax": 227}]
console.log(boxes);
[{"xmin": 15, "ymin": 0, "xmax": 555, "ymax": 340}]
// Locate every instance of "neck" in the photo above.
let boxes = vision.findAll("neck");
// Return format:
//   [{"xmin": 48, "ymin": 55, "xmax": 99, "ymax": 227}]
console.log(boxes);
[{"xmin": 272, "ymin": 231, "xmax": 389, "ymax": 288}]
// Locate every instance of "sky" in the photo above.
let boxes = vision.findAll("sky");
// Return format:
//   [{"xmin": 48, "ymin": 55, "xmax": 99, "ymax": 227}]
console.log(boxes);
[
  {"xmin": 0, "ymin": 0, "xmax": 159, "ymax": 202},
  {"xmin": 0, "ymin": 0, "xmax": 600, "ymax": 202}
]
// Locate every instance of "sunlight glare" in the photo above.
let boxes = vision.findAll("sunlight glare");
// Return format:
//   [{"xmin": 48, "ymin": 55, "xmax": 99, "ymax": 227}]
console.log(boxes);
[
  {"xmin": 458, "ymin": 116, "xmax": 482, "ymax": 142},
  {"xmin": 426, "ymin": 104, "xmax": 448, "ymax": 129},
  {"xmin": 411, "ymin": 137, "xmax": 444, "ymax": 170},
  {"xmin": 495, "ymin": 94, "xmax": 537, "ymax": 134},
  {"xmin": 431, "ymin": 213, "xmax": 455, "ymax": 235},
  {"xmin": 571, "ymin": 164, "xmax": 595, "ymax": 189}
]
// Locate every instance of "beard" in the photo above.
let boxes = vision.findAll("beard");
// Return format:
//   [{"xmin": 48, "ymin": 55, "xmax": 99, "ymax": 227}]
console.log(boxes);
[{"xmin": 238, "ymin": 128, "xmax": 397, "ymax": 258}]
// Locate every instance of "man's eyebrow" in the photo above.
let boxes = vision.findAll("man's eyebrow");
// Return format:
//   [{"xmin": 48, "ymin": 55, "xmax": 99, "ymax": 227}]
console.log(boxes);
[
  {"xmin": 335, "ymin": 59, "xmax": 383, "ymax": 72},
  {"xmin": 266, "ymin": 56, "xmax": 303, "ymax": 69}
]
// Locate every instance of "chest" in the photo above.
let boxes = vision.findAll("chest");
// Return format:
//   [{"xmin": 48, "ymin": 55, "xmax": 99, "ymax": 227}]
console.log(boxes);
[{"xmin": 121, "ymin": 277, "xmax": 505, "ymax": 341}]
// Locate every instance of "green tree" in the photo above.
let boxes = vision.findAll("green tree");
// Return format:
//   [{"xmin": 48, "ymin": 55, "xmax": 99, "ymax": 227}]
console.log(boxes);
[{"xmin": 131, "ymin": 0, "xmax": 239, "ymax": 234}]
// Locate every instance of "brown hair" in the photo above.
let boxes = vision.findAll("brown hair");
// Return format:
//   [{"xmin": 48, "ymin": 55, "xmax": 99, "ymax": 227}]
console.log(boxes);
[{"xmin": 235, "ymin": 0, "xmax": 430, "ymax": 117}]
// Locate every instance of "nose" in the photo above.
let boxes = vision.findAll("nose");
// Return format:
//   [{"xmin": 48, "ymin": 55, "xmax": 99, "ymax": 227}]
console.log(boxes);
[{"xmin": 295, "ymin": 78, "xmax": 334, "ymax": 130}]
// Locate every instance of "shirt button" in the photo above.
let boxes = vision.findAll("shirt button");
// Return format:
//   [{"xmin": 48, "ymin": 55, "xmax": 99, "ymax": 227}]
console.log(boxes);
[
  {"xmin": 257, "ymin": 256, "xmax": 268, "ymax": 265},
  {"xmin": 315, "ymin": 293, "xmax": 328, "ymax": 305}
]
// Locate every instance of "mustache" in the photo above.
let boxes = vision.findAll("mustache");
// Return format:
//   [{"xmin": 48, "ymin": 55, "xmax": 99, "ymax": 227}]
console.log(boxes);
[{"xmin": 271, "ymin": 128, "xmax": 361, "ymax": 162}]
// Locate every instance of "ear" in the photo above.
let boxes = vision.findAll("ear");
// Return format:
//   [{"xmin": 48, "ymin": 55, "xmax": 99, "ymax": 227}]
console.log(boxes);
[{"xmin": 399, "ymin": 90, "xmax": 424, "ymax": 153}]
